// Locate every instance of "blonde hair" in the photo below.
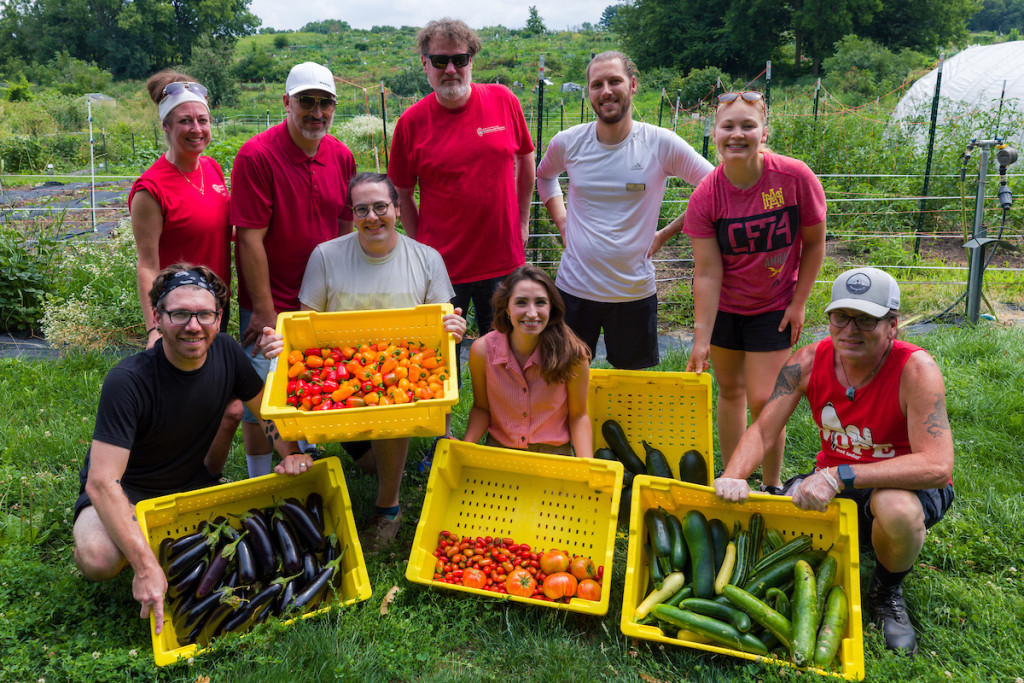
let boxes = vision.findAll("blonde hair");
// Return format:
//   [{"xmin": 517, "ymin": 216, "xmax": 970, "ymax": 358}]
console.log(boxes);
[{"xmin": 714, "ymin": 95, "xmax": 771, "ymax": 154}]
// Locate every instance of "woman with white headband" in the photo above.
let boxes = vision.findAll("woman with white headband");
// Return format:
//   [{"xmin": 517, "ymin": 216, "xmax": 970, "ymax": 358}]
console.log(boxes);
[{"xmin": 129, "ymin": 70, "xmax": 232, "ymax": 346}]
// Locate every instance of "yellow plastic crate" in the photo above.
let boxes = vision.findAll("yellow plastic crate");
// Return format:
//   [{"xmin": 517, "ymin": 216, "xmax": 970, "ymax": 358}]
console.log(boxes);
[
  {"xmin": 260, "ymin": 304, "xmax": 459, "ymax": 442},
  {"xmin": 136, "ymin": 459, "xmax": 372, "ymax": 666},
  {"xmin": 405, "ymin": 440, "xmax": 623, "ymax": 615},
  {"xmin": 588, "ymin": 369, "xmax": 714, "ymax": 484},
  {"xmin": 621, "ymin": 476, "xmax": 864, "ymax": 680}
]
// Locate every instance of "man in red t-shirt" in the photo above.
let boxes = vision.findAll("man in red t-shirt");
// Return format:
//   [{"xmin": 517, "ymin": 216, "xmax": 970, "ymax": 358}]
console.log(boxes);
[
  {"xmin": 230, "ymin": 62, "xmax": 356, "ymax": 478},
  {"xmin": 388, "ymin": 18, "xmax": 535, "ymax": 358},
  {"xmin": 713, "ymin": 268, "xmax": 954, "ymax": 655}
]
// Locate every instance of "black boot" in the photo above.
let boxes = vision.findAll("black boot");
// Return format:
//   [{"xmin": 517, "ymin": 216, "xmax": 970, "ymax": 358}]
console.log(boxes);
[{"xmin": 867, "ymin": 578, "xmax": 918, "ymax": 654}]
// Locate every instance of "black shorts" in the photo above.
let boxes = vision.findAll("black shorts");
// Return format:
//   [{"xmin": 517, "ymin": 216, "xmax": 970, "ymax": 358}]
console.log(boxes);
[
  {"xmin": 560, "ymin": 289, "xmax": 659, "ymax": 369},
  {"xmin": 73, "ymin": 464, "xmax": 220, "ymax": 523},
  {"xmin": 782, "ymin": 473, "xmax": 955, "ymax": 550},
  {"xmin": 711, "ymin": 309, "xmax": 792, "ymax": 352}
]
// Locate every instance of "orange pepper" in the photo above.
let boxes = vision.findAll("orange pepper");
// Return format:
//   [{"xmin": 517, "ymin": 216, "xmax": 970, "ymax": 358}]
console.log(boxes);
[
  {"xmin": 410, "ymin": 352, "xmax": 424, "ymax": 364},
  {"xmin": 341, "ymin": 346, "xmax": 356, "ymax": 360},
  {"xmin": 323, "ymin": 357, "xmax": 335, "ymax": 366},
  {"xmin": 288, "ymin": 362, "xmax": 306, "ymax": 379},
  {"xmin": 394, "ymin": 366, "xmax": 409, "ymax": 380},
  {"xmin": 397, "ymin": 378, "xmax": 411, "ymax": 391},
  {"xmin": 305, "ymin": 354, "xmax": 323, "ymax": 369},
  {"xmin": 287, "ymin": 349, "xmax": 304, "ymax": 365},
  {"xmin": 380, "ymin": 356, "xmax": 397, "ymax": 375},
  {"xmin": 421, "ymin": 356, "xmax": 439, "ymax": 370},
  {"xmin": 428, "ymin": 382, "xmax": 444, "ymax": 396},
  {"xmin": 332, "ymin": 385, "xmax": 355, "ymax": 402},
  {"xmin": 363, "ymin": 392, "xmax": 380, "ymax": 406},
  {"xmin": 421, "ymin": 347, "xmax": 436, "ymax": 358},
  {"xmin": 378, "ymin": 396, "xmax": 392, "ymax": 406}
]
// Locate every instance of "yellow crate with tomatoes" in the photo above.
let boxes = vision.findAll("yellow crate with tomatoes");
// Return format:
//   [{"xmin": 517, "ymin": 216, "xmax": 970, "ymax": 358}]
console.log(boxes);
[
  {"xmin": 260, "ymin": 305, "xmax": 459, "ymax": 442},
  {"xmin": 405, "ymin": 440, "xmax": 623, "ymax": 616}
]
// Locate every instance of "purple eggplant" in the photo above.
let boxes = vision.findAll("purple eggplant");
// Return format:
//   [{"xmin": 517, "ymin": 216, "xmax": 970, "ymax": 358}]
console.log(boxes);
[
  {"xmin": 168, "ymin": 559, "xmax": 207, "ymax": 601},
  {"xmin": 166, "ymin": 536, "xmax": 212, "ymax": 581},
  {"xmin": 271, "ymin": 515, "xmax": 301, "ymax": 574},
  {"xmin": 299, "ymin": 552, "xmax": 319, "ymax": 590},
  {"xmin": 281, "ymin": 498, "xmax": 325, "ymax": 552},
  {"xmin": 166, "ymin": 521, "xmax": 209, "ymax": 559},
  {"xmin": 286, "ymin": 558, "xmax": 340, "ymax": 614},
  {"xmin": 197, "ymin": 591, "xmax": 246, "ymax": 645},
  {"xmin": 305, "ymin": 492, "xmax": 325, "ymax": 530},
  {"xmin": 240, "ymin": 511, "xmax": 275, "ymax": 579},
  {"xmin": 182, "ymin": 587, "xmax": 230, "ymax": 632},
  {"xmin": 222, "ymin": 582, "xmax": 283, "ymax": 635}
]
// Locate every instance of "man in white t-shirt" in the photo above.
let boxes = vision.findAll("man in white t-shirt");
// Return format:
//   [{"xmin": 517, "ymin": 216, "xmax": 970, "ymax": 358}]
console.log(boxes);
[
  {"xmin": 262, "ymin": 172, "xmax": 466, "ymax": 553},
  {"xmin": 537, "ymin": 51, "xmax": 714, "ymax": 368}
]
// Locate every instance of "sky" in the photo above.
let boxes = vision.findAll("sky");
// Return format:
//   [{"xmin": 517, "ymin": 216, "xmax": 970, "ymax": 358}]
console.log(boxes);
[{"xmin": 248, "ymin": 1, "xmax": 610, "ymax": 33}]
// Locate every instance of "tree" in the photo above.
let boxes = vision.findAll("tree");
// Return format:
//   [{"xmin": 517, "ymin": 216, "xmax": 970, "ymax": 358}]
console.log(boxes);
[
  {"xmin": 861, "ymin": 0, "xmax": 978, "ymax": 52},
  {"xmin": 599, "ymin": 4, "xmax": 622, "ymax": 31},
  {"xmin": 793, "ymin": 0, "xmax": 881, "ymax": 74},
  {"xmin": 523, "ymin": 6, "xmax": 546, "ymax": 36},
  {"xmin": 969, "ymin": 0, "xmax": 1024, "ymax": 33},
  {"xmin": 186, "ymin": 36, "xmax": 239, "ymax": 107}
]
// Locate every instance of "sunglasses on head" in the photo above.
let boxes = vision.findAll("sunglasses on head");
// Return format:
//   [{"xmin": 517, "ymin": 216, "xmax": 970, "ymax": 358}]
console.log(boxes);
[
  {"xmin": 717, "ymin": 91, "xmax": 763, "ymax": 104},
  {"xmin": 426, "ymin": 53, "xmax": 471, "ymax": 69},
  {"xmin": 292, "ymin": 94, "xmax": 337, "ymax": 112},
  {"xmin": 161, "ymin": 82, "xmax": 208, "ymax": 102}
]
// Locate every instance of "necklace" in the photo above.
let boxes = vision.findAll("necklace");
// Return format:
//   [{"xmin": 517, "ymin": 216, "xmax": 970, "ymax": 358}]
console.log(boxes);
[
  {"xmin": 171, "ymin": 157, "xmax": 205, "ymax": 195},
  {"xmin": 838, "ymin": 341, "xmax": 892, "ymax": 401}
]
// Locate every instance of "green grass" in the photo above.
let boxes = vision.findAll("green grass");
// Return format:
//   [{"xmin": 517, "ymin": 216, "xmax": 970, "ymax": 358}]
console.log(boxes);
[{"xmin": 2, "ymin": 326, "xmax": 1024, "ymax": 681}]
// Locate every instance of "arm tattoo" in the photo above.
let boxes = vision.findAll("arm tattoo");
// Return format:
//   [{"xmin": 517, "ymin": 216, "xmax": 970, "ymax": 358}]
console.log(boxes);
[
  {"xmin": 768, "ymin": 363, "xmax": 802, "ymax": 404},
  {"xmin": 924, "ymin": 394, "xmax": 950, "ymax": 438},
  {"xmin": 263, "ymin": 420, "xmax": 284, "ymax": 451}
]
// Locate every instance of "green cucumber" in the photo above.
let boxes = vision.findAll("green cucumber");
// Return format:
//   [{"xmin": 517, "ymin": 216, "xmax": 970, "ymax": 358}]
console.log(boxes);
[
  {"xmin": 748, "ymin": 512, "xmax": 765, "ymax": 564},
  {"xmin": 708, "ymin": 518, "xmax": 730, "ymax": 573},
  {"xmin": 721, "ymin": 584, "xmax": 792, "ymax": 650},
  {"xmin": 731, "ymin": 529, "xmax": 752, "ymax": 587},
  {"xmin": 601, "ymin": 419, "xmax": 646, "ymax": 474},
  {"xmin": 663, "ymin": 509, "xmax": 688, "ymax": 573},
  {"xmin": 682, "ymin": 509, "xmax": 715, "ymax": 599},
  {"xmin": 663, "ymin": 584, "xmax": 694, "ymax": 608},
  {"xmin": 651, "ymin": 604, "xmax": 768, "ymax": 656},
  {"xmin": 594, "ymin": 447, "xmax": 617, "ymax": 462},
  {"xmin": 750, "ymin": 534, "xmax": 814, "ymax": 576},
  {"xmin": 765, "ymin": 587, "xmax": 791, "ymax": 620},
  {"xmin": 643, "ymin": 441, "xmax": 673, "ymax": 478},
  {"xmin": 682, "ymin": 597, "xmax": 752, "ymax": 632},
  {"xmin": 814, "ymin": 555, "xmax": 838, "ymax": 623},
  {"xmin": 813, "ymin": 585, "xmax": 849, "ymax": 669},
  {"xmin": 790, "ymin": 559, "xmax": 818, "ymax": 666},
  {"xmin": 677, "ymin": 449, "xmax": 708, "ymax": 486},
  {"xmin": 743, "ymin": 550, "xmax": 826, "ymax": 599},
  {"xmin": 644, "ymin": 508, "xmax": 674, "ymax": 576}
]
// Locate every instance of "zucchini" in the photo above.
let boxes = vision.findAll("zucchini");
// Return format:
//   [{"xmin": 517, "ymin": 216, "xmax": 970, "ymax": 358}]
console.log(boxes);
[
  {"xmin": 594, "ymin": 447, "xmax": 617, "ymax": 462},
  {"xmin": 618, "ymin": 483, "xmax": 633, "ymax": 528},
  {"xmin": 682, "ymin": 509, "xmax": 715, "ymax": 599},
  {"xmin": 813, "ymin": 585, "xmax": 849, "ymax": 669},
  {"xmin": 651, "ymin": 604, "xmax": 767, "ymax": 656},
  {"xmin": 790, "ymin": 560, "xmax": 818, "ymax": 667},
  {"xmin": 721, "ymin": 584, "xmax": 792, "ymax": 650},
  {"xmin": 731, "ymin": 529, "xmax": 752, "ymax": 588},
  {"xmin": 601, "ymin": 419, "xmax": 646, "ymax": 474},
  {"xmin": 635, "ymin": 571, "xmax": 686, "ymax": 619},
  {"xmin": 714, "ymin": 541, "xmax": 736, "ymax": 595},
  {"xmin": 645, "ymin": 543, "xmax": 665, "ymax": 590},
  {"xmin": 814, "ymin": 555, "xmax": 838, "ymax": 623},
  {"xmin": 765, "ymin": 587, "xmax": 791, "ymax": 620},
  {"xmin": 644, "ymin": 508, "xmax": 674, "ymax": 576},
  {"xmin": 763, "ymin": 527, "xmax": 785, "ymax": 554},
  {"xmin": 748, "ymin": 512, "xmax": 765, "ymax": 565},
  {"xmin": 743, "ymin": 550, "xmax": 826, "ymax": 599},
  {"xmin": 677, "ymin": 449, "xmax": 708, "ymax": 486},
  {"xmin": 750, "ymin": 534, "xmax": 814, "ymax": 576},
  {"xmin": 682, "ymin": 597, "xmax": 752, "ymax": 632},
  {"xmin": 663, "ymin": 584, "xmax": 694, "ymax": 608},
  {"xmin": 643, "ymin": 441, "xmax": 673, "ymax": 478},
  {"xmin": 708, "ymin": 518, "xmax": 730, "ymax": 573},
  {"xmin": 662, "ymin": 509, "xmax": 688, "ymax": 573}
]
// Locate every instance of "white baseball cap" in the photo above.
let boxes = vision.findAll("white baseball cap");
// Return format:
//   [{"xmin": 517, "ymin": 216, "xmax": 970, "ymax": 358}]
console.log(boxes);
[
  {"xmin": 286, "ymin": 62, "xmax": 336, "ymax": 96},
  {"xmin": 825, "ymin": 267, "xmax": 901, "ymax": 318}
]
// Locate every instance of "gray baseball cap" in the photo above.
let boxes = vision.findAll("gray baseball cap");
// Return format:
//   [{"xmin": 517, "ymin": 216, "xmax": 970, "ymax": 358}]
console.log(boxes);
[
  {"xmin": 825, "ymin": 267, "xmax": 900, "ymax": 318},
  {"xmin": 286, "ymin": 62, "xmax": 336, "ymax": 96}
]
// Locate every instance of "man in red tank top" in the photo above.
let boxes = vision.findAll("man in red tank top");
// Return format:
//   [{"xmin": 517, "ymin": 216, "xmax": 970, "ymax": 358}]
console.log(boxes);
[{"xmin": 712, "ymin": 267, "xmax": 954, "ymax": 655}]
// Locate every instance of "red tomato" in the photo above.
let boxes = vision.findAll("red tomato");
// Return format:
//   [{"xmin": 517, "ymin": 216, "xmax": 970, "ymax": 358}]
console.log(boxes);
[
  {"xmin": 539, "ymin": 549, "xmax": 571, "ymax": 575},
  {"xmin": 462, "ymin": 568, "xmax": 488, "ymax": 589},
  {"xmin": 505, "ymin": 568, "xmax": 537, "ymax": 597},
  {"xmin": 576, "ymin": 579, "xmax": 602, "ymax": 601},
  {"xmin": 570, "ymin": 555, "xmax": 597, "ymax": 581},
  {"xmin": 541, "ymin": 572, "xmax": 578, "ymax": 600}
]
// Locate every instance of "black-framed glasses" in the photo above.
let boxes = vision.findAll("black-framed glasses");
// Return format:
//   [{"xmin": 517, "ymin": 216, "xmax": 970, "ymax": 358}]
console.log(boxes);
[
  {"xmin": 292, "ymin": 94, "xmax": 337, "ymax": 112},
  {"xmin": 426, "ymin": 53, "xmax": 472, "ymax": 69},
  {"xmin": 160, "ymin": 309, "xmax": 220, "ymax": 326},
  {"xmin": 718, "ymin": 91, "xmax": 763, "ymax": 104},
  {"xmin": 160, "ymin": 82, "xmax": 208, "ymax": 102},
  {"xmin": 352, "ymin": 201, "xmax": 393, "ymax": 219},
  {"xmin": 828, "ymin": 310, "xmax": 891, "ymax": 332}
]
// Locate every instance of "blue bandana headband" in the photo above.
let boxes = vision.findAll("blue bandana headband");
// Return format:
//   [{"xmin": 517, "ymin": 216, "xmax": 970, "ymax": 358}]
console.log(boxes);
[{"xmin": 158, "ymin": 269, "xmax": 217, "ymax": 303}]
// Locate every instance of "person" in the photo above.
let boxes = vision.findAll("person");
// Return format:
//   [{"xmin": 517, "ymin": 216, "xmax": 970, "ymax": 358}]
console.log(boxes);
[
  {"xmin": 683, "ymin": 90, "xmax": 826, "ymax": 493},
  {"xmin": 463, "ymin": 265, "xmax": 593, "ymax": 457},
  {"xmin": 260, "ymin": 173, "xmax": 467, "ymax": 552},
  {"xmin": 231, "ymin": 61, "xmax": 357, "ymax": 478},
  {"xmin": 388, "ymin": 17, "xmax": 535, "ymax": 355},
  {"xmin": 129, "ymin": 71, "xmax": 241, "ymax": 467},
  {"xmin": 71, "ymin": 264, "xmax": 305, "ymax": 635},
  {"xmin": 536, "ymin": 51, "xmax": 714, "ymax": 369},
  {"xmin": 713, "ymin": 267, "xmax": 955, "ymax": 655}
]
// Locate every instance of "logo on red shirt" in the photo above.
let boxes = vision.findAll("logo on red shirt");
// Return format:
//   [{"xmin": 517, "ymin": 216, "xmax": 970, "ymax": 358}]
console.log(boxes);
[{"xmin": 477, "ymin": 125, "xmax": 507, "ymax": 136}]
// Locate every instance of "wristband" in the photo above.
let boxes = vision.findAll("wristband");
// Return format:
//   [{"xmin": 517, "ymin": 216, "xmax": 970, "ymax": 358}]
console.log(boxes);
[
  {"xmin": 147, "ymin": 327, "xmax": 157, "ymax": 335},
  {"xmin": 820, "ymin": 467, "xmax": 841, "ymax": 493}
]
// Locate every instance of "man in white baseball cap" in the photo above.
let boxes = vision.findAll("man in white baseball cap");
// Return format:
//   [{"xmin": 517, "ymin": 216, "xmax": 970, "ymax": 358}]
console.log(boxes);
[
  {"xmin": 712, "ymin": 266, "xmax": 954, "ymax": 655},
  {"xmin": 230, "ymin": 61, "xmax": 356, "ymax": 478}
]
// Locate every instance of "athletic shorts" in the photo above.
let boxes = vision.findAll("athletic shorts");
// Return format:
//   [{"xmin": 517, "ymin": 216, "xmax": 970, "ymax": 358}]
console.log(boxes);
[
  {"xmin": 559, "ymin": 289, "xmax": 658, "ymax": 370},
  {"xmin": 782, "ymin": 472, "xmax": 955, "ymax": 550},
  {"xmin": 239, "ymin": 307, "xmax": 273, "ymax": 424},
  {"xmin": 711, "ymin": 309, "xmax": 792, "ymax": 352},
  {"xmin": 73, "ymin": 464, "xmax": 219, "ymax": 523}
]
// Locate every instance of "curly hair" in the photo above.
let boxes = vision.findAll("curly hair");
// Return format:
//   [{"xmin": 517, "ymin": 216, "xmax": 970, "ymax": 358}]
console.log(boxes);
[
  {"xmin": 148, "ymin": 262, "xmax": 229, "ymax": 312},
  {"xmin": 416, "ymin": 18, "xmax": 482, "ymax": 56},
  {"xmin": 491, "ymin": 265, "xmax": 591, "ymax": 385}
]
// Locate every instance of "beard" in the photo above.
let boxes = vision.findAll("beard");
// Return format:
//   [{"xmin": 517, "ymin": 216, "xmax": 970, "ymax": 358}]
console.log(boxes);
[
  {"xmin": 435, "ymin": 80, "xmax": 471, "ymax": 103},
  {"xmin": 593, "ymin": 97, "xmax": 631, "ymax": 125}
]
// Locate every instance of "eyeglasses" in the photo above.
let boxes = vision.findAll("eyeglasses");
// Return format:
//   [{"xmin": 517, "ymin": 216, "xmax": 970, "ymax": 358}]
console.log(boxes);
[
  {"xmin": 292, "ymin": 94, "xmax": 337, "ymax": 112},
  {"xmin": 718, "ymin": 91, "xmax": 764, "ymax": 104},
  {"xmin": 352, "ymin": 201, "xmax": 393, "ymax": 218},
  {"xmin": 160, "ymin": 82, "xmax": 208, "ymax": 102},
  {"xmin": 426, "ymin": 53, "xmax": 472, "ymax": 69},
  {"xmin": 828, "ymin": 310, "xmax": 891, "ymax": 332},
  {"xmin": 160, "ymin": 309, "xmax": 220, "ymax": 326}
]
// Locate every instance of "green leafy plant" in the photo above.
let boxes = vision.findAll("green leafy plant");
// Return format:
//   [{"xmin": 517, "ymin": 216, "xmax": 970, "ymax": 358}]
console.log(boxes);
[{"xmin": 0, "ymin": 223, "xmax": 58, "ymax": 332}]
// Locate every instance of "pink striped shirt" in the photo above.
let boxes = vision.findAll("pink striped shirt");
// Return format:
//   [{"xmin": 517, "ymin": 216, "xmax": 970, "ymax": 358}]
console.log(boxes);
[{"xmin": 482, "ymin": 330, "xmax": 570, "ymax": 448}]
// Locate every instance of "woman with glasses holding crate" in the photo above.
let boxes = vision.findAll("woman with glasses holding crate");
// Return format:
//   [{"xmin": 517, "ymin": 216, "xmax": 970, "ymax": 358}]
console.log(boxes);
[{"xmin": 682, "ymin": 90, "xmax": 827, "ymax": 493}]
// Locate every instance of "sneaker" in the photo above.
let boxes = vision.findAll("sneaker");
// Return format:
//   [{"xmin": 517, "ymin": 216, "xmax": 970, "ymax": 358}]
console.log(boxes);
[
  {"xmin": 760, "ymin": 484, "xmax": 784, "ymax": 496},
  {"xmin": 418, "ymin": 436, "xmax": 442, "ymax": 473},
  {"xmin": 867, "ymin": 579, "xmax": 918, "ymax": 654},
  {"xmin": 361, "ymin": 509, "xmax": 403, "ymax": 555}
]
